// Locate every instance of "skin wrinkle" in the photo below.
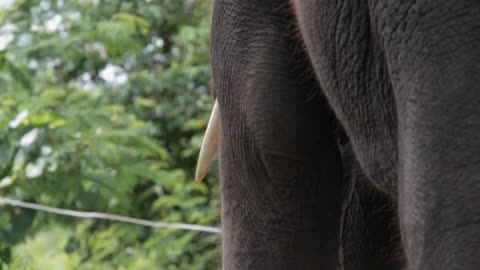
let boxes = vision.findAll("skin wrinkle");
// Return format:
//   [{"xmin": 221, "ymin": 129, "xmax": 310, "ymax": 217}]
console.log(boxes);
[{"xmin": 212, "ymin": 0, "xmax": 480, "ymax": 269}]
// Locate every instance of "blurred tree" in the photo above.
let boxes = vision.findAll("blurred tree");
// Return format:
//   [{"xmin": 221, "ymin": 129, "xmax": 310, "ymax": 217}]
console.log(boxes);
[{"xmin": 0, "ymin": 0, "xmax": 219, "ymax": 269}]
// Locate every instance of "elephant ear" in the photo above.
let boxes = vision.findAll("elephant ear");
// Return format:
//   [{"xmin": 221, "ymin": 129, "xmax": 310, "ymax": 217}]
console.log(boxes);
[{"xmin": 195, "ymin": 100, "xmax": 220, "ymax": 182}]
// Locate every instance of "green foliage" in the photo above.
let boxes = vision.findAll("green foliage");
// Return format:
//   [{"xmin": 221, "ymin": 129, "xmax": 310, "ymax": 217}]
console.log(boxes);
[{"xmin": 0, "ymin": 0, "xmax": 219, "ymax": 269}]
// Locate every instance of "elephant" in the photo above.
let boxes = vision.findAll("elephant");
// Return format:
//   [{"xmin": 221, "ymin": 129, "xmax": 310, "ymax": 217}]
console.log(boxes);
[{"xmin": 196, "ymin": 0, "xmax": 480, "ymax": 269}]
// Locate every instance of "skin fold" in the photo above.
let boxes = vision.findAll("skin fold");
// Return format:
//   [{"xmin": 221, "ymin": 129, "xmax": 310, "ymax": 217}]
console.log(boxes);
[{"xmin": 210, "ymin": 0, "xmax": 480, "ymax": 269}]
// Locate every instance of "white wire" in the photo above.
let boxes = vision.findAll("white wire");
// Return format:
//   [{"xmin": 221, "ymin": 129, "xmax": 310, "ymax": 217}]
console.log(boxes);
[{"xmin": 0, "ymin": 197, "xmax": 221, "ymax": 234}]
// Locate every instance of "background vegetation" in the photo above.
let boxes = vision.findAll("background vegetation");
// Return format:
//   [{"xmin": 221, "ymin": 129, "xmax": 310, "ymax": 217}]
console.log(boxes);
[{"xmin": 0, "ymin": 0, "xmax": 219, "ymax": 269}]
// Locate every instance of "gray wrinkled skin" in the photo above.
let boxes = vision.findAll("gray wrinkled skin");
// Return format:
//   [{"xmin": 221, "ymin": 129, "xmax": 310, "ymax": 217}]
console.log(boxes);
[{"xmin": 211, "ymin": 0, "xmax": 480, "ymax": 269}]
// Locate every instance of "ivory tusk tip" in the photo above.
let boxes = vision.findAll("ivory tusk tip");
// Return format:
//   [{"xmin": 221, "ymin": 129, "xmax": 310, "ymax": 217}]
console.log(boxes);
[
  {"xmin": 194, "ymin": 99, "xmax": 220, "ymax": 183},
  {"xmin": 195, "ymin": 170, "xmax": 206, "ymax": 182}
]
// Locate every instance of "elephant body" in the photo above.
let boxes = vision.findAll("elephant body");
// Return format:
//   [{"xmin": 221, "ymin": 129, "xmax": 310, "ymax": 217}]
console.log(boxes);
[{"xmin": 211, "ymin": 0, "xmax": 480, "ymax": 269}]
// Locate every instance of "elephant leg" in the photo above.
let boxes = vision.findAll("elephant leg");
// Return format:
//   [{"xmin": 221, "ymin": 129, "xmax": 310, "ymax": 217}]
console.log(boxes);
[
  {"xmin": 372, "ymin": 1, "xmax": 480, "ymax": 269},
  {"xmin": 290, "ymin": 2, "xmax": 406, "ymax": 267},
  {"xmin": 338, "ymin": 143, "xmax": 404, "ymax": 270},
  {"xmin": 211, "ymin": 1, "xmax": 343, "ymax": 269}
]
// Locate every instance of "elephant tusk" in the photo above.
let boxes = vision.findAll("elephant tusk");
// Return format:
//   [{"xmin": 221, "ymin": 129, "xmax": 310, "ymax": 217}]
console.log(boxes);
[{"xmin": 195, "ymin": 99, "xmax": 220, "ymax": 182}]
